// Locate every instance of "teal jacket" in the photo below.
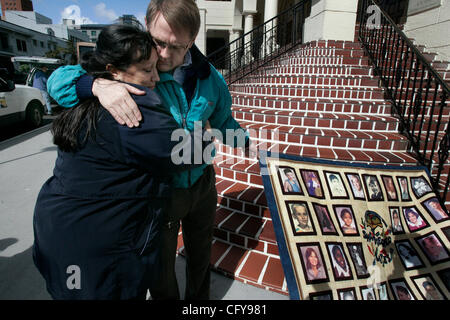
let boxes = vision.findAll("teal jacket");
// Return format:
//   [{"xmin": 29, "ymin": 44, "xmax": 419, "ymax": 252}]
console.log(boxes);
[{"xmin": 47, "ymin": 46, "xmax": 249, "ymax": 188}]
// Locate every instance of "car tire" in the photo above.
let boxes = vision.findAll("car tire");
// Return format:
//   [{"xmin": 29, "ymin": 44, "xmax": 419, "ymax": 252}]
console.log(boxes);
[{"xmin": 25, "ymin": 101, "xmax": 44, "ymax": 128}]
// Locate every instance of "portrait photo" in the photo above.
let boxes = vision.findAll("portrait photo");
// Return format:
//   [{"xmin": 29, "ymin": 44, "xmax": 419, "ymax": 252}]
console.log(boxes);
[
  {"xmin": 397, "ymin": 176, "xmax": 411, "ymax": 201},
  {"xmin": 410, "ymin": 176, "xmax": 433, "ymax": 199},
  {"xmin": 416, "ymin": 232, "xmax": 450, "ymax": 265},
  {"xmin": 363, "ymin": 174, "xmax": 384, "ymax": 201},
  {"xmin": 278, "ymin": 166, "xmax": 303, "ymax": 195},
  {"xmin": 334, "ymin": 205, "xmax": 358, "ymax": 235},
  {"xmin": 287, "ymin": 201, "xmax": 316, "ymax": 235},
  {"xmin": 377, "ymin": 282, "xmax": 389, "ymax": 300},
  {"xmin": 437, "ymin": 268, "xmax": 450, "ymax": 292},
  {"xmin": 395, "ymin": 240, "xmax": 425, "ymax": 270},
  {"xmin": 346, "ymin": 243, "xmax": 369, "ymax": 278},
  {"xmin": 297, "ymin": 243, "xmax": 329, "ymax": 284},
  {"xmin": 346, "ymin": 173, "xmax": 365, "ymax": 200},
  {"xmin": 309, "ymin": 291, "xmax": 332, "ymax": 300},
  {"xmin": 382, "ymin": 175, "xmax": 398, "ymax": 201},
  {"xmin": 325, "ymin": 171, "xmax": 348, "ymax": 199},
  {"xmin": 338, "ymin": 288, "xmax": 356, "ymax": 300},
  {"xmin": 389, "ymin": 207, "xmax": 405, "ymax": 234},
  {"xmin": 390, "ymin": 280, "xmax": 416, "ymax": 300},
  {"xmin": 443, "ymin": 226, "xmax": 450, "ymax": 242},
  {"xmin": 403, "ymin": 206, "xmax": 428, "ymax": 232},
  {"xmin": 300, "ymin": 169, "xmax": 324, "ymax": 199},
  {"xmin": 312, "ymin": 203, "xmax": 337, "ymax": 235},
  {"xmin": 326, "ymin": 242, "xmax": 353, "ymax": 281},
  {"xmin": 422, "ymin": 197, "xmax": 449, "ymax": 222},
  {"xmin": 360, "ymin": 286, "xmax": 376, "ymax": 300},
  {"xmin": 411, "ymin": 274, "xmax": 446, "ymax": 300}
]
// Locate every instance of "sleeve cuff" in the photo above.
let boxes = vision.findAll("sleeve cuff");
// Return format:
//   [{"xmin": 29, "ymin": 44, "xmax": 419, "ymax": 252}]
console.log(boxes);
[{"xmin": 75, "ymin": 74, "xmax": 95, "ymax": 101}]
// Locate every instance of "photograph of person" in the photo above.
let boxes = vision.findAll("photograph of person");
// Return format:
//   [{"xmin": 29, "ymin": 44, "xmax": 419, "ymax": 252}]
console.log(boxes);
[
  {"xmin": 443, "ymin": 226, "xmax": 450, "ymax": 242},
  {"xmin": 338, "ymin": 288, "xmax": 356, "ymax": 300},
  {"xmin": 389, "ymin": 207, "xmax": 405, "ymax": 234},
  {"xmin": 361, "ymin": 286, "xmax": 376, "ymax": 300},
  {"xmin": 377, "ymin": 282, "xmax": 389, "ymax": 300},
  {"xmin": 397, "ymin": 176, "xmax": 411, "ymax": 201},
  {"xmin": 422, "ymin": 197, "xmax": 449, "ymax": 222},
  {"xmin": 334, "ymin": 205, "xmax": 358, "ymax": 235},
  {"xmin": 298, "ymin": 244, "xmax": 328, "ymax": 283},
  {"xmin": 416, "ymin": 232, "xmax": 450, "ymax": 264},
  {"xmin": 390, "ymin": 280, "xmax": 415, "ymax": 300},
  {"xmin": 346, "ymin": 243, "xmax": 369, "ymax": 278},
  {"xmin": 412, "ymin": 275, "xmax": 445, "ymax": 300},
  {"xmin": 363, "ymin": 174, "xmax": 384, "ymax": 201},
  {"xmin": 300, "ymin": 169, "xmax": 324, "ymax": 198},
  {"xmin": 403, "ymin": 206, "xmax": 428, "ymax": 232},
  {"xmin": 410, "ymin": 176, "xmax": 433, "ymax": 198},
  {"xmin": 327, "ymin": 243, "xmax": 353, "ymax": 280},
  {"xmin": 313, "ymin": 203, "xmax": 337, "ymax": 235},
  {"xmin": 309, "ymin": 291, "xmax": 332, "ymax": 300},
  {"xmin": 395, "ymin": 240, "xmax": 425, "ymax": 270},
  {"xmin": 325, "ymin": 171, "xmax": 348, "ymax": 198},
  {"xmin": 287, "ymin": 202, "xmax": 315, "ymax": 235},
  {"xmin": 278, "ymin": 166, "xmax": 303, "ymax": 195},
  {"xmin": 382, "ymin": 175, "xmax": 398, "ymax": 201},
  {"xmin": 346, "ymin": 173, "xmax": 365, "ymax": 200},
  {"xmin": 437, "ymin": 268, "xmax": 450, "ymax": 292}
]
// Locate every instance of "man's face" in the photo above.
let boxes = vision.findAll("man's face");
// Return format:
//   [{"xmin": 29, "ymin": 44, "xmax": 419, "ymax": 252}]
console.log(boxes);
[{"xmin": 148, "ymin": 13, "xmax": 193, "ymax": 72}]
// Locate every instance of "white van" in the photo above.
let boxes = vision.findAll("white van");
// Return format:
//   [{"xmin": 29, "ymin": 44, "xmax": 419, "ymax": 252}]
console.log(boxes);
[{"xmin": 0, "ymin": 56, "xmax": 51, "ymax": 128}]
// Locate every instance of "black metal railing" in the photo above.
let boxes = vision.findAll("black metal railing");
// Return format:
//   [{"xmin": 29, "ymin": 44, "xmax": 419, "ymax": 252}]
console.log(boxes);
[
  {"xmin": 359, "ymin": 0, "xmax": 450, "ymax": 204},
  {"xmin": 207, "ymin": 0, "xmax": 309, "ymax": 84}
]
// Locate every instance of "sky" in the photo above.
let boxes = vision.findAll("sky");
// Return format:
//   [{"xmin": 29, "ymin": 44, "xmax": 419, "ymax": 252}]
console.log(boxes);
[{"xmin": 31, "ymin": 0, "xmax": 151, "ymax": 25}]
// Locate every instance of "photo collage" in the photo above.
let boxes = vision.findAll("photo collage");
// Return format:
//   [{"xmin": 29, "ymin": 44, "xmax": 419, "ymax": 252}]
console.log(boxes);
[{"xmin": 266, "ymin": 158, "xmax": 450, "ymax": 300}]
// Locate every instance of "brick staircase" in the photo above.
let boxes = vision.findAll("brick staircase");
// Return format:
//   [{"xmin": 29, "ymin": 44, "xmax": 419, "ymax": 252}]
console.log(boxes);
[{"xmin": 176, "ymin": 38, "xmax": 450, "ymax": 296}]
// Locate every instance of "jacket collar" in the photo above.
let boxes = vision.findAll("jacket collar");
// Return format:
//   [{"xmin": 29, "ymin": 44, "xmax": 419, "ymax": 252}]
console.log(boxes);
[{"xmin": 158, "ymin": 44, "xmax": 211, "ymax": 83}]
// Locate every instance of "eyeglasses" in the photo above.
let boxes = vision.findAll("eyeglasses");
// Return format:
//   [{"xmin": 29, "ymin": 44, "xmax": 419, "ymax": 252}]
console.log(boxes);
[{"xmin": 151, "ymin": 37, "xmax": 190, "ymax": 52}]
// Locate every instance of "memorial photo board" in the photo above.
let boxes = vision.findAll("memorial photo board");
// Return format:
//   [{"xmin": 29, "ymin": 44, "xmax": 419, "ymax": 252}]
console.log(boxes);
[{"xmin": 260, "ymin": 153, "xmax": 450, "ymax": 300}]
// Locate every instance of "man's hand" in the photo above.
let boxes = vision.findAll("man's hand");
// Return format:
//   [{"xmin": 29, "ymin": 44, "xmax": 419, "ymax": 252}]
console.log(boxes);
[{"xmin": 92, "ymin": 78, "xmax": 146, "ymax": 127}]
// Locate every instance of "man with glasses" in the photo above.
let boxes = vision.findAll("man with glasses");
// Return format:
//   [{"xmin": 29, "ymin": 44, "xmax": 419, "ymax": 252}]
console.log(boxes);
[{"xmin": 47, "ymin": 0, "xmax": 255, "ymax": 300}]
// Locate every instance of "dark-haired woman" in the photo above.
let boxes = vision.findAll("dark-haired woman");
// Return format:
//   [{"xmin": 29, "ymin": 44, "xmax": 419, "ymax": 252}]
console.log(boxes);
[{"xmin": 32, "ymin": 24, "xmax": 209, "ymax": 300}]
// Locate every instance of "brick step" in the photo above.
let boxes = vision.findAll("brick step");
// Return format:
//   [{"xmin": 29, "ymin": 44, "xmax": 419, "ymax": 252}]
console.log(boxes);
[
  {"xmin": 233, "ymin": 74, "xmax": 379, "ymax": 87},
  {"xmin": 270, "ymin": 55, "xmax": 371, "ymax": 68},
  {"xmin": 235, "ymin": 121, "xmax": 409, "ymax": 152},
  {"xmin": 229, "ymin": 85, "xmax": 386, "ymax": 101},
  {"xmin": 231, "ymin": 106, "xmax": 403, "ymax": 131},
  {"xmin": 283, "ymin": 47, "xmax": 366, "ymax": 59},
  {"xmin": 304, "ymin": 40, "xmax": 364, "ymax": 50},
  {"xmin": 232, "ymin": 94, "xmax": 393, "ymax": 114},
  {"xmin": 259, "ymin": 64, "xmax": 374, "ymax": 77}
]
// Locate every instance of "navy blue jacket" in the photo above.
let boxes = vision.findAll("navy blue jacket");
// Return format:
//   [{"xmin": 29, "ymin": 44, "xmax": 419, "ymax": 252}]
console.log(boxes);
[{"xmin": 32, "ymin": 85, "xmax": 208, "ymax": 299}]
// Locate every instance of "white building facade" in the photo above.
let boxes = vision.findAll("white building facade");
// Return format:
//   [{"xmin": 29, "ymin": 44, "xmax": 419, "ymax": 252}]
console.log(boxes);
[{"xmin": 196, "ymin": 0, "xmax": 450, "ymax": 61}]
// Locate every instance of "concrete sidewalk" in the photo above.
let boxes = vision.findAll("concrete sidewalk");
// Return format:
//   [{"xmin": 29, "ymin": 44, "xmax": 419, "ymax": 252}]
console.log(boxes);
[{"xmin": 0, "ymin": 126, "xmax": 288, "ymax": 300}]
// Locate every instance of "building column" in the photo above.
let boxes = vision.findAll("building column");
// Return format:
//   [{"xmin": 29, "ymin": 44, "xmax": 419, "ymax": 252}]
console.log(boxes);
[
  {"xmin": 303, "ymin": 0, "xmax": 358, "ymax": 43},
  {"xmin": 263, "ymin": 0, "xmax": 279, "ymax": 55},
  {"xmin": 196, "ymin": 7, "xmax": 207, "ymax": 55},
  {"xmin": 243, "ymin": 12, "xmax": 255, "ymax": 63}
]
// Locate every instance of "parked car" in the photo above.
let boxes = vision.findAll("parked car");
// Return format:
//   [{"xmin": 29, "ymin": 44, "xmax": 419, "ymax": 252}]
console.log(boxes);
[{"xmin": 0, "ymin": 58, "xmax": 47, "ymax": 128}]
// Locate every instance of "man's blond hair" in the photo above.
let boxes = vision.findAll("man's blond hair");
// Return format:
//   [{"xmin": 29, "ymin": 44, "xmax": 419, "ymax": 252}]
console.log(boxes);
[{"xmin": 146, "ymin": 0, "xmax": 200, "ymax": 40}]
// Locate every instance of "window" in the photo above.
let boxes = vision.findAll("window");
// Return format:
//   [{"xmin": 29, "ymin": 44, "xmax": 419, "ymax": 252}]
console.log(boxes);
[
  {"xmin": 91, "ymin": 30, "xmax": 96, "ymax": 36},
  {"xmin": 16, "ymin": 39, "xmax": 27, "ymax": 52},
  {"xmin": 0, "ymin": 33, "xmax": 9, "ymax": 50}
]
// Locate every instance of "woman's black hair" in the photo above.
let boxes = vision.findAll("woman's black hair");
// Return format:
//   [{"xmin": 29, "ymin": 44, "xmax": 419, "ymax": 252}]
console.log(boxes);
[{"xmin": 52, "ymin": 24, "xmax": 156, "ymax": 153}]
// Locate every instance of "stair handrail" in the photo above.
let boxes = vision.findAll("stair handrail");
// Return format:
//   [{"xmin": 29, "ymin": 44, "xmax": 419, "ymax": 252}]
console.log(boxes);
[
  {"xmin": 359, "ymin": 0, "xmax": 450, "ymax": 206},
  {"xmin": 207, "ymin": 0, "xmax": 309, "ymax": 84}
]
